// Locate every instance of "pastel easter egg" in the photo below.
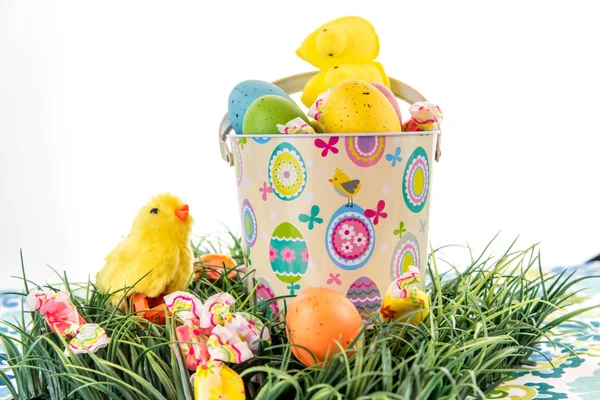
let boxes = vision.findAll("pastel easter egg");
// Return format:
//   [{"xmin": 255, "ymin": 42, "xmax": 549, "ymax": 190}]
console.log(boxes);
[
  {"xmin": 346, "ymin": 277, "xmax": 382, "ymax": 322},
  {"xmin": 241, "ymin": 199, "xmax": 257, "ymax": 248},
  {"xmin": 228, "ymin": 80, "xmax": 292, "ymax": 134},
  {"xmin": 268, "ymin": 142, "xmax": 307, "ymax": 201},
  {"xmin": 256, "ymin": 280, "xmax": 280, "ymax": 320},
  {"xmin": 390, "ymin": 233, "xmax": 420, "ymax": 280},
  {"xmin": 270, "ymin": 222, "xmax": 309, "ymax": 286},
  {"xmin": 403, "ymin": 147, "xmax": 430, "ymax": 213},
  {"xmin": 243, "ymin": 95, "xmax": 309, "ymax": 135},
  {"xmin": 322, "ymin": 80, "xmax": 402, "ymax": 134},
  {"xmin": 370, "ymin": 82, "xmax": 402, "ymax": 124},
  {"xmin": 345, "ymin": 136, "xmax": 386, "ymax": 167},
  {"xmin": 325, "ymin": 204, "xmax": 375, "ymax": 270}
]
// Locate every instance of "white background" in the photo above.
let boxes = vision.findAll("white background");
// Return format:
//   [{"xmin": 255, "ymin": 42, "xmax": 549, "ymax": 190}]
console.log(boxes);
[{"xmin": 1, "ymin": 1, "xmax": 599, "ymax": 289}]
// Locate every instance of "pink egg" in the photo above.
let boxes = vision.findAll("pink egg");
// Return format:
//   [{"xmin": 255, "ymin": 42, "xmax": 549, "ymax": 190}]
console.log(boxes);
[{"xmin": 370, "ymin": 82, "xmax": 402, "ymax": 125}]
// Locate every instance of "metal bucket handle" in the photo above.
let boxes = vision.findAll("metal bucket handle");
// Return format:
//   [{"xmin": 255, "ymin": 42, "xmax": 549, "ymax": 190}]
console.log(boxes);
[{"xmin": 218, "ymin": 72, "xmax": 442, "ymax": 166}]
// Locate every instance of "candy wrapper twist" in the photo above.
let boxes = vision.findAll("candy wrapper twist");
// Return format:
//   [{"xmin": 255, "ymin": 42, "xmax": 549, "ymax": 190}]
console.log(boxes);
[
  {"xmin": 26, "ymin": 290, "xmax": 110, "ymax": 356},
  {"xmin": 164, "ymin": 291, "xmax": 271, "ymax": 400},
  {"xmin": 276, "ymin": 117, "xmax": 316, "ymax": 134},
  {"xmin": 403, "ymin": 101, "xmax": 444, "ymax": 132},
  {"xmin": 307, "ymin": 90, "xmax": 330, "ymax": 123}
]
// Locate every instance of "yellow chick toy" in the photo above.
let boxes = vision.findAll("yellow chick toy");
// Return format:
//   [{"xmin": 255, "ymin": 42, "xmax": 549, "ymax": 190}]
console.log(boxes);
[
  {"xmin": 329, "ymin": 168, "xmax": 361, "ymax": 208},
  {"xmin": 296, "ymin": 16, "xmax": 380, "ymax": 68},
  {"xmin": 296, "ymin": 16, "xmax": 389, "ymax": 107},
  {"xmin": 96, "ymin": 193, "xmax": 194, "ymax": 307},
  {"xmin": 380, "ymin": 267, "xmax": 430, "ymax": 325}
]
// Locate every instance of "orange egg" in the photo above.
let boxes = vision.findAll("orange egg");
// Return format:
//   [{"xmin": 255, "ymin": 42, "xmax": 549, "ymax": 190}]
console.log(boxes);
[{"xmin": 285, "ymin": 287, "xmax": 362, "ymax": 367}]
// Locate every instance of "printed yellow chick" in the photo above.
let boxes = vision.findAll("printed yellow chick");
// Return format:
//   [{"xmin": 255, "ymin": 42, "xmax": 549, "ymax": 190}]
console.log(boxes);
[
  {"xmin": 329, "ymin": 168, "xmax": 361, "ymax": 208},
  {"xmin": 96, "ymin": 193, "xmax": 194, "ymax": 307}
]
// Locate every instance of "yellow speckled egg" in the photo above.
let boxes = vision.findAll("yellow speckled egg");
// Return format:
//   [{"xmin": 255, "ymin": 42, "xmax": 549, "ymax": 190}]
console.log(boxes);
[
  {"xmin": 286, "ymin": 287, "xmax": 362, "ymax": 367},
  {"xmin": 322, "ymin": 80, "xmax": 402, "ymax": 133},
  {"xmin": 380, "ymin": 288, "xmax": 430, "ymax": 325}
]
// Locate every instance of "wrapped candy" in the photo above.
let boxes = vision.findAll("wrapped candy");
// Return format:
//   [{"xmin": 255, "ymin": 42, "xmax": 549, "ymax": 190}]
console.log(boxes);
[
  {"xmin": 307, "ymin": 90, "xmax": 330, "ymax": 123},
  {"xmin": 403, "ymin": 101, "xmax": 444, "ymax": 132},
  {"xmin": 192, "ymin": 360, "xmax": 246, "ymax": 400},
  {"xmin": 276, "ymin": 117, "xmax": 316, "ymax": 134},
  {"xmin": 164, "ymin": 291, "xmax": 271, "ymax": 399},
  {"xmin": 26, "ymin": 290, "xmax": 110, "ymax": 355},
  {"xmin": 380, "ymin": 267, "xmax": 430, "ymax": 324}
]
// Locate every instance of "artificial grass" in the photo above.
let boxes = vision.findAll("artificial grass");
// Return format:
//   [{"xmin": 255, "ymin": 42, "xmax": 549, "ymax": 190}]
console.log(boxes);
[{"xmin": 0, "ymin": 234, "xmax": 596, "ymax": 400}]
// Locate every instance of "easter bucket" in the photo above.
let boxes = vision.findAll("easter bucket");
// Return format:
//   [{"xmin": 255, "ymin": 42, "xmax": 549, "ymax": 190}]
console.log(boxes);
[{"xmin": 218, "ymin": 72, "xmax": 441, "ymax": 319}]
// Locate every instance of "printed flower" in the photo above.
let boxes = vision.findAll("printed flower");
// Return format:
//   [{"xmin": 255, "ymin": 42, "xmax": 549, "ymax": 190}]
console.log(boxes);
[
  {"xmin": 314, "ymin": 137, "xmax": 339, "ymax": 157},
  {"xmin": 195, "ymin": 361, "xmax": 216, "ymax": 380},
  {"xmin": 269, "ymin": 246, "xmax": 278, "ymax": 263},
  {"xmin": 385, "ymin": 147, "xmax": 402, "ymax": 167},
  {"xmin": 174, "ymin": 319, "xmax": 211, "ymax": 370},
  {"xmin": 380, "ymin": 305, "xmax": 396, "ymax": 320},
  {"xmin": 338, "ymin": 224, "xmax": 355, "ymax": 240},
  {"xmin": 281, "ymin": 247, "xmax": 296, "ymax": 263},
  {"xmin": 327, "ymin": 273, "xmax": 342, "ymax": 285},
  {"xmin": 298, "ymin": 205, "xmax": 324, "ymax": 230},
  {"xmin": 353, "ymin": 233, "xmax": 366, "ymax": 247},
  {"xmin": 301, "ymin": 248, "xmax": 309, "ymax": 263},
  {"xmin": 393, "ymin": 221, "xmax": 406, "ymax": 238},
  {"xmin": 259, "ymin": 182, "xmax": 273, "ymax": 201},
  {"xmin": 365, "ymin": 200, "xmax": 388, "ymax": 225},
  {"xmin": 273, "ymin": 160, "xmax": 300, "ymax": 189},
  {"xmin": 341, "ymin": 241, "xmax": 354, "ymax": 254}
]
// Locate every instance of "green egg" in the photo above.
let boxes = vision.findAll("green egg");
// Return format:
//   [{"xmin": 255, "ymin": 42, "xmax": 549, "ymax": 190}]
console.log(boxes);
[{"xmin": 242, "ymin": 95, "xmax": 309, "ymax": 135}]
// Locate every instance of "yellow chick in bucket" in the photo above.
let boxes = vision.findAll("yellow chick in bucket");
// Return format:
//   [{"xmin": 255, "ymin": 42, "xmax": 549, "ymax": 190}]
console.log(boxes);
[
  {"xmin": 96, "ymin": 193, "xmax": 194, "ymax": 307},
  {"xmin": 296, "ymin": 16, "xmax": 389, "ymax": 107},
  {"xmin": 380, "ymin": 266, "xmax": 430, "ymax": 324}
]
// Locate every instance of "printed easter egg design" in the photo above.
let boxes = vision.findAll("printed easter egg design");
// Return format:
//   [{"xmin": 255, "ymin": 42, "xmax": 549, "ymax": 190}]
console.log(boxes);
[
  {"xmin": 241, "ymin": 199, "xmax": 257, "ymax": 248},
  {"xmin": 345, "ymin": 136, "xmax": 386, "ymax": 167},
  {"xmin": 346, "ymin": 276, "xmax": 382, "ymax": 322},
  {"xmin": 233, "ymin": 139, "xmax": 243, "ymax": 186},
  {"xmin": 325, "ymin": 204, "xmax": 375, "ymax": 270},
  {"xmin": 256, "ymin": 280, "xmax": 280, "ymax": 319},
  {"xmin": 253, "ymin": 137, "xmax": 272, "ymax": 144},
  {"xmin": 269, "ymin": 222, "xmax": 309, "ymax": 295},
  {"xmin": 268, "ymin": 143, "xmax": 307, "ymax": 201},
  {"xmin": 390, "ymin": 232, "xmax": 420, "ymax": 280},
  {"xmin": 403, "ymin": 147, "xmax": 430, "ymax": 213}
]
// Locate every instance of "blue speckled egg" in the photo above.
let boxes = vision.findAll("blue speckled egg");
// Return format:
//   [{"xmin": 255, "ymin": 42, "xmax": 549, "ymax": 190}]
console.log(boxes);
[{"xmin": 228, "ymin": 80, "xmax": 292, "ymax": 134}]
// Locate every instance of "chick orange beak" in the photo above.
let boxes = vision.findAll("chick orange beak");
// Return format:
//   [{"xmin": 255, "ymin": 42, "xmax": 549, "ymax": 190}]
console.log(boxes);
[
  {"xmin": 328, "ymin": 179, "xmax": 332, "ymax": 182},
  {"xmin": 175, "ymin": 204, "xmax": 189, "ymax": 221}
]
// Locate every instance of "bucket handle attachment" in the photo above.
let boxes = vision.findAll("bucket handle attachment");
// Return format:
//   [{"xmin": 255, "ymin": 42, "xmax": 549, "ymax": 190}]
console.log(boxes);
[{"xmin": 218, "ymin": 72, "xmax": 442, "ymax": 166}]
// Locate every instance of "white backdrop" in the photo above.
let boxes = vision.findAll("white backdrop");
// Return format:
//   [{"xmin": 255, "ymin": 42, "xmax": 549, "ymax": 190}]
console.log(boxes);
[{"xmin": 1, "ymin": 1, "xmax": 599, "ymax": 289}]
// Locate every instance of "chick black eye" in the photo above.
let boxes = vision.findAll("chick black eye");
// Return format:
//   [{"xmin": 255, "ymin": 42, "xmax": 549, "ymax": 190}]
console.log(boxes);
[{"xmin": 150, "ymin": 208, "xmax": 159, "ymax": 214}]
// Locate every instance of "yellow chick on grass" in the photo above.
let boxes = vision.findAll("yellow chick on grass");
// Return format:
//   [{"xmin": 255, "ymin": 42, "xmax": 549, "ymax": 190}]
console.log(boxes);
[
  {"xmin": 96, "ymin": 193, "xmax": 194, "ymax": 307},
  {"xmin": 329, "ymin": 168, "xmax": 361, "ymax": 208}
]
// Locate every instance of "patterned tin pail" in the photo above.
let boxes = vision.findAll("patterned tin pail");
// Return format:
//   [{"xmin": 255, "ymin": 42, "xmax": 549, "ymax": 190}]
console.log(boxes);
[{"xmin": 218, "ymin": 72, "xmax": 441, "ymax": 320}]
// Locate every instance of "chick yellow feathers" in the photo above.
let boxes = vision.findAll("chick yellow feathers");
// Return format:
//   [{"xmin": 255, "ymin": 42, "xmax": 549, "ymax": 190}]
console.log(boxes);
[
  {"xmin": 96, "ymin": 193, "xmax": 194, "ymax": 307},
  {"xmin": 300, "ymin": 62, "xmax": 389, "ymax": 108},
  {"xmin": 329, "ymin": 168, "xmax": 361, "ymax": 208},
  {"xmin": 296, "ymin": 16, "xmax": 380, "ymax": 69}
]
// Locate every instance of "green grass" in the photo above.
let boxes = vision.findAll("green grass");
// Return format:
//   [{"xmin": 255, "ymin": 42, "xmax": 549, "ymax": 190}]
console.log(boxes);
[{"xmin": 0, "ymin": 235, "xmax": 596, "ymax": 400}]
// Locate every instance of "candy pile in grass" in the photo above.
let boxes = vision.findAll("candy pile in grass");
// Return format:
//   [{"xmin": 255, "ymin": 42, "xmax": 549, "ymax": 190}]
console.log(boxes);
[{"xmin": 227, "ymin": 16, "xmax": 444, "ymax": 138}]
